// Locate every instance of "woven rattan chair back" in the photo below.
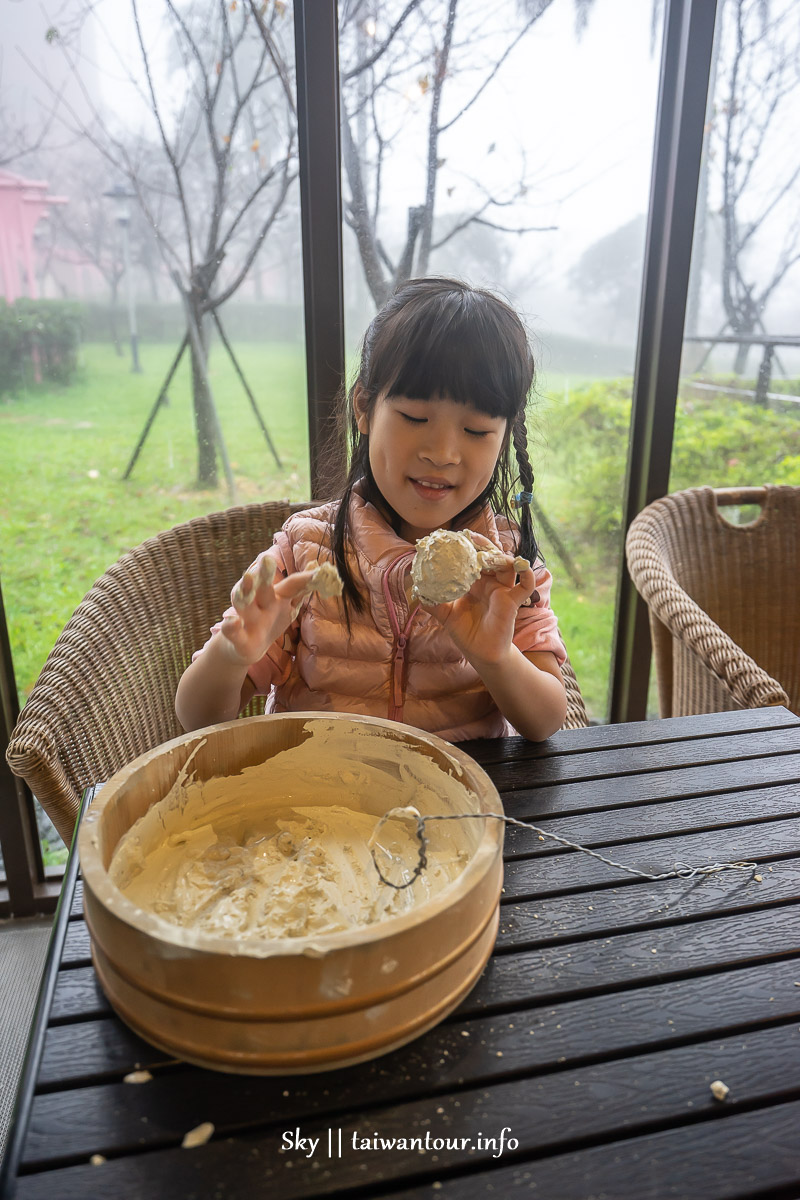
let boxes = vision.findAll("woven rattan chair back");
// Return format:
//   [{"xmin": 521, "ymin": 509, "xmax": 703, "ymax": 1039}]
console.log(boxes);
[
  {"xmin": 6, "ymin": 501, "xmax": 308, "ymax": 844},
  {"xmin": 625, "ymin": 485, "xmax": 800, "ymax": 718},
  {"xmin": 560, "ymin": 658, "xmax": 588, "ymax": 730},
  {"xmin": 7, "ymin": 500, "xmax": 588, "ymax": 844}
]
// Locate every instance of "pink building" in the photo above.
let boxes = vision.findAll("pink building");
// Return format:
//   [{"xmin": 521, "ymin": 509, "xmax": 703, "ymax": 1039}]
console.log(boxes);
[{"xmin": 0, "ymin": 170, "xmax": 66, "ymax": 302}]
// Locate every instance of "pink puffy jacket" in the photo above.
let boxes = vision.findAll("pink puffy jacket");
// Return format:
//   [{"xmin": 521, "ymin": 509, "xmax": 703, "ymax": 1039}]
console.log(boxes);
[{"xmin": 237, "ymin": 486, "xmax": 565, "ymax": 741}]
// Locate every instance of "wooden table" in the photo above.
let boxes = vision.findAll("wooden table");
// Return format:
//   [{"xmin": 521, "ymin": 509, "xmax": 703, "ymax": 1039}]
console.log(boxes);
[{"xmin": 3, "ymin": 707, "xmax": 800, "ymax": 1200}]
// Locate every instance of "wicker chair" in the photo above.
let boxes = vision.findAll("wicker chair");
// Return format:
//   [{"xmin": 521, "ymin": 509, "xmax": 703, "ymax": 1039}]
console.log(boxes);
[
  {"xmin": 6, "ymin": 501, "xmax": 308, "ymax": 845},
  {"xmin": 560, "ymin": 659, "xmax": 589, "ymax": 731},
  {"xmin": 7, "ymin": 501, "xmax": 588, "ymax": 844},
  {"xmin": 625, "ymin": 485, "xmax": 800, "ymax": 718}
]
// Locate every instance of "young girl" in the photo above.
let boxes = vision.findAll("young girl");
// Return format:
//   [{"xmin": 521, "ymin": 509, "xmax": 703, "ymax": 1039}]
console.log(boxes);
[{"xmin": 176, "ymin": 277, "xmax": 567, "ymax": 742}]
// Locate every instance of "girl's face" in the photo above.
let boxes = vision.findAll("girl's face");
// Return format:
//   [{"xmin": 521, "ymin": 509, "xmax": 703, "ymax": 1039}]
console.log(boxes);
[{"xmin": 355, "ymin": 390, "xmax": 507, "ymax": 543}]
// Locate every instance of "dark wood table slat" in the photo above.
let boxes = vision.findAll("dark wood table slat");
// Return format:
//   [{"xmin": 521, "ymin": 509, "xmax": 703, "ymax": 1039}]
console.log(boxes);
[
  {"xmin": 38, "ymin": 1020, "xmax": 175, "ymax": 1089},
  {"xmin": 501, "ymin": 781, "xmax": 800, "ymax": 854},
  {"xmin": 464, "ymin": 707, "xmax": 800, "ymax": 765},
  {"xmin": 50, "ymin": 966, "xmax": 111, "ymax": 1024},
  {"xmin": 501, "ymin": 816, "xmax": 798, "ymax": 898},
  {"xmin": 499, "ymin": 854, "xmax": 800, "ymax": 947},
  {"xmin": 485, "ymin": 727, "xmax": 800, "ymax": 792},
  {"xmin": 459, "ymin": 904, "xmax": 800, "ymax": 1016},
  {"xmin": 16, "ymin": 1097, "xmax": 800, "ymax": 1200},
  {"xmin": 497, "ymin": 752, "xmax": 800, "ymax": 820},
  {"xmin": 69, "ymin": 885, "xmax": 83, "ymax": 921},
  {"xmin": 389, "ymin": 1099, "xmax": 800, "ymax": 1200},
  {"xmin": 5, "ymin": 710, "xmax": 800, "ymax": 1200},
  {"xmin": 21, "ymin": 1023, "xmax": 800, "ymax": 1173},
  {"xmin": 35, "ymin": 958, "xmax": 800, "ymax": 1123}
]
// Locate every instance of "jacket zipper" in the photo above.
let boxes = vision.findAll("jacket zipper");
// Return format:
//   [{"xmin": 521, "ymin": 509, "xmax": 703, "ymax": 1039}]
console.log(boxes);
[{"xmin": 382, "ymin": 550, "xmax": 419, "ymax": 722}]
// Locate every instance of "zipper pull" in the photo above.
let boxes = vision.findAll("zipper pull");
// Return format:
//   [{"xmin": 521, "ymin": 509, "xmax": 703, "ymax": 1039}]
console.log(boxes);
[{"xmin": 392, "ymin": 634, "xmax": 408, "ymax": 707}]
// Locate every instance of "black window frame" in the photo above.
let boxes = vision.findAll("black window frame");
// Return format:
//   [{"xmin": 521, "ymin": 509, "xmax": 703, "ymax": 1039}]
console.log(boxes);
[{"xmin": 0, "ymin": 0, "xmax": 718, "ymax": 915}]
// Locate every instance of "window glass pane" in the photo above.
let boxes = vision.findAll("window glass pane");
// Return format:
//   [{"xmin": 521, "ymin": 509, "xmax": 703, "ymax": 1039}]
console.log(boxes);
[
  {"xmin": 339, "ymin": 0, "xmax": 663, "ymax": 721},
  {"xmin": 644, "ymin": 0, "xmax": 800, "ymax": 721},
  {"xmin": 0, "ymin": 1, "xmax": 306, "ymax": 852},
  {"xmin": 675, "ymin": 0, "xmax": 800, "ymax": 501}
]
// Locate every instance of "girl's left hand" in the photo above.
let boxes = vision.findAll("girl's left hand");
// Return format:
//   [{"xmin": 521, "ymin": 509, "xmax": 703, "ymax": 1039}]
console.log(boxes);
[{"xmin": 420, "ymin": 533, "xmax": 537, "ymax": 668}]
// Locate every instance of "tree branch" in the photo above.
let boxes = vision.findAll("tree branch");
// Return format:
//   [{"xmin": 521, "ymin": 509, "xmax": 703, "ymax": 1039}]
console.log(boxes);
[
  {"xmin": 416, "ymin": 0, "xmax": 458, "ymax": 275},
  {"xmin": 438, "ymin": 3, "xmax": 554, "ymax": 134},
  {"xmin": 432, "ymin": 213, "xmax": 557, "ymax": 251},
  {"xmin": 341, "ymin": 103, "xmax": 391, "ymax": 305},
  {"xmin": 247, "ymin": 0, "xmax": 297, "ymax": 115},
  {"xmin": 208, "ymin": 162, "xmax": 297, "ymax": 309},
  {"xmin": 133, "ymin": 0, "xmax": 195, "ymax": 275},
  {"xmin": 342, "ymin": 0, "xmax": 425, "ymax": 82}
]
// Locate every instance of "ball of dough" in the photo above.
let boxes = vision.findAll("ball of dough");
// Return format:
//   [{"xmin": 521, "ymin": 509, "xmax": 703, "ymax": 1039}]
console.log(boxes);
[{"xmin": 411, "ymin": 530, "xmax": 481, "ymax": 604}]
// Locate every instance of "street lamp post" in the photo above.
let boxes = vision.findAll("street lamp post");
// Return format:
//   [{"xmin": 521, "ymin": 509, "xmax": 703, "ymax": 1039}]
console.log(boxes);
[{"xmin": 103, "ymin": 183, "xmax": 141, "ymax": 373}]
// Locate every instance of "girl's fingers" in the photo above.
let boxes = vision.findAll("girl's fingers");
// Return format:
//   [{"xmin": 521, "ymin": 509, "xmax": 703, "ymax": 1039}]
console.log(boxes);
[
  {"xmin": 252, "ymin": 553, "xmax": 277, "ymax": 597},
  {"xmin": 510, "ymin": 568, "xmax": 540, "ymax": 608},
  {"xmin": 231, "ymin": 571, "xmax": 256, "ymax": 611},
  {"xmin": 218, "ymin": 613, "xmax": 258, "ymax": 666},
  {"xmin": 273, "ymin": 569, "xmax": 316, "ymax": 601},
  {"xmin": 470, "ymin": 533, "xmax": 529, "ymax": 582},
  {"xmin": 233, "ymin": 556, "xmax": 277, "ymax": 609},
  {"xmin": 491, "ymin": 556, "xmax": 517, "ymax": 585},
  {"xmin": 232, "ymin": 561, "xmax": 311, "ymax": 613}
]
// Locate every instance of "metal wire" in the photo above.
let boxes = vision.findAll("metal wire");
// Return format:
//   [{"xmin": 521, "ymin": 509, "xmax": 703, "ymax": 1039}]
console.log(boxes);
[{"xmin": 369, "ymin": 807, "xmax": 757, "ymax": 890}]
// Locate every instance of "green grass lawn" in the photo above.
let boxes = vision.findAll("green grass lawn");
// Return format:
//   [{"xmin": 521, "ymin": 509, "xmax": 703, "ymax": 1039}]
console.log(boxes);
[
  {"xmin": 1, "ymin": 341, "xmax": 311, "ymax": 698},
  {"xmin": 1, "ymin": 342, "xmax": 615, "ymax": 719}
]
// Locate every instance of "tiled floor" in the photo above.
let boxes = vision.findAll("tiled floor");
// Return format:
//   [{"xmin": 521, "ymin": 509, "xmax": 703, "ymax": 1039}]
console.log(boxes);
[{"xmin": 0, "ymin": 917, "xmax": 51, "ymax": 1166}]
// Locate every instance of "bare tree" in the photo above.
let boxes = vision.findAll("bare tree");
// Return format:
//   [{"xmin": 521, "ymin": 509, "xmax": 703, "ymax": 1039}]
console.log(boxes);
[
  {"xmin": 35, "ymin": 0, "xmax": 297, "ymax": 488},
  {"xmin": 337, "ymin": 0, "xmax": 575, "ymax": 309},
  {"xmin": 33, "ymin": 142, "xmax": 160, "ymax": 352},
  {"xmin": 711, "ymin": 0, "xmax": 800, "ymax": 373},
  {"xmin": 429, "ymin": 207, "xmax": 514, "ymax": 282}
]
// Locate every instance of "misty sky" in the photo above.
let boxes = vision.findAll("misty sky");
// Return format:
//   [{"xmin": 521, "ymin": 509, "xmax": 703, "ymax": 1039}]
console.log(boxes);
[
  {"xmin": 90, "ymin": 0, "xmax": 661, "ymax": 264},
  {"xmin": 4, "ymin": 0, "xmax": 797, "ymax": 356}
]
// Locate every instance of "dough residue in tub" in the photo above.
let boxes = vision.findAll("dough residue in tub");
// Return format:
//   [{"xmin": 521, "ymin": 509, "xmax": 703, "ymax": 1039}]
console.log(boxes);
[{"xmin": 108, "ymin": 721, "xmax": 478, "ymax": 941}]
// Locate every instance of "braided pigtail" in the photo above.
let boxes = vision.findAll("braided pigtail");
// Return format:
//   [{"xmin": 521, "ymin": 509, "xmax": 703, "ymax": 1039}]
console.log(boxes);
[{"xmin": 511, "ymin": 415, "xmax": 539, "ymax": 567}]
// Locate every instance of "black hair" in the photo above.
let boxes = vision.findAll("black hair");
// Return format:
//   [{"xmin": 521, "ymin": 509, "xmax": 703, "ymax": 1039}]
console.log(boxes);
[{"xmin": 324, "ymin": 276, "xmax": 539, "ymax": 615}]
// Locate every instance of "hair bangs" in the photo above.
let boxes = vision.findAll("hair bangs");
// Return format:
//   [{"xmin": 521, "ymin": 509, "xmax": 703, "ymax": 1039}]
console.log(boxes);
[
  {"xmin": 330, "ymin": 277, "xmax": 541, "ymax": 615},
  {"xmin": 371, "ymin": 288, "xmax": 532, "ymax": 420}
]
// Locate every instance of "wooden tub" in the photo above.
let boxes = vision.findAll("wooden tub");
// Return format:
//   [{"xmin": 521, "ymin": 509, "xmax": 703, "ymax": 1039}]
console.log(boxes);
[{"xmin": 78, "ymin": 712, "xmax": 504, "ymax": 1074}]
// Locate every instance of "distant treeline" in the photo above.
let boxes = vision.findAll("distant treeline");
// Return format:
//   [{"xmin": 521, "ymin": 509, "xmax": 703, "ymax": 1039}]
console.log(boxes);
[
  {"xmin": 80, "ymin": 300, "xmax": 637, "ymax": 377},
  {"xmin": 81, "ymin": 301, "xmax": 305, "ymax": 345},
  {"xmin": 533, "ymin": 331, "xmax": 634, "ymax": 380}
]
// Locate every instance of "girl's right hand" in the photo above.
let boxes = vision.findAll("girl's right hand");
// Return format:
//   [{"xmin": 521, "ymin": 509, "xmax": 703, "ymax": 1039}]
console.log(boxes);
[{"xmin": 217, "ymin": 553, "xmax": 316, "ymax": 667}]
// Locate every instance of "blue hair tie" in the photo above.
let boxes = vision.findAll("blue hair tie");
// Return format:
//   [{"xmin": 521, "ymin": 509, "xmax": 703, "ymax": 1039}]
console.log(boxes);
[{"xmin": 512, "ymin": 491, "xmax": 533, "ymax": 509}]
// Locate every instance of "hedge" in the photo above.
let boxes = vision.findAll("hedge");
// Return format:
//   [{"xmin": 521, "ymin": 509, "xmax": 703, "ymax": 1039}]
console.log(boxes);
[{"xmin": 0, "ymin": 299, "xmax": 83, "ymax": 395}]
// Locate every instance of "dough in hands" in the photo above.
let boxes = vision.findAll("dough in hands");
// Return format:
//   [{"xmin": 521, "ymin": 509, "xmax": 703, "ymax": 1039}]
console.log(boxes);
[
  {"xmin": 411, "ymin": 530, "xmax": 481, "ymax": 604},
  {"xmin": 410, "ymin": 529, "xmax": 530, "ymax": 605},
  {"xmin": 233, "ymin": 558, "xmax": 342, "ymax": 608},
  {"xmin": 290, "ymin": 560, "xmax": 343, "ymax": 619},
  {"xmin": 303, "ymin": 561, "xmax": 343, "ymax": 599}
]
